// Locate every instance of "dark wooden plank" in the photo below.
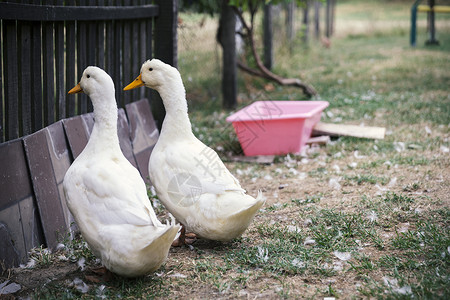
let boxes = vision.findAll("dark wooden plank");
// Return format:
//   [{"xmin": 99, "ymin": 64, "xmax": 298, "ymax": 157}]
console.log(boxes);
[
  {"xmin": 0, "ymin": 21, "xmax": 3, "ymax": 142},
  {"xmin": 19, "ymin": 22, "xmax": 33, "ymax": 136},
  {"xmin": 55, "ymin": 0, "xmax": 66, "ymax": 119},
  {"xmin": 0, "ymin": 139, "xmax": 44, "ymax": 272},
  {"xmin": 86, "ymin": 9, "xmax": 97, "ymax": 66},
  {"xmin": 123, "ymin": 13, "xmax": 132, "ymax": 106},
  {"xmin": 105, "ymin": 0, "xmax": 115, "ymax": 77},
  {"xmin": 30, "ymin": 21, "xmax": 43, "ymax": 132},
  {"xmin": 65, "ymin": 14, "xmax": 76, "ymax": 117},
  {"xmin": 0, "ymin": 3, "xmax": 159, "ymax": 21},
  {"xmin": 114, "ymin": 19, "xmax": 122, "ymax": 108},
  {"xmin": 97, "ymin": 20, "xmax": 105, "ymax": 69},
  {"xmin": 138, "ymin": 19, "xmax": 147, "ymax": 99},
  {"xmin": 125, "ymin": 99, "xmax": 159, "ymax": 184},
  {"xmin": 0, "ymin": 195, "xmax": 43, "ymax": 272},
  {"xmin": 145, "ymin": 12, "xmax": 153, "ymax": 61},
  {"xmin": 55, "ymin": 20, "xmax": 65, "ymax": 119},
  {"xmin": 45, "ymin": 123, "xmax": 76, "ymax": 236},
  {"xmin": 42, "ymin": 21, "xmax": 55, "ymax": 126},
  {"xmin": 118, "ymin": 108, "xmax": 138, "ymax": 168},
  {"xmin": 146, "ymin": 19, "xmax": 158, "ymax": 127},
  {"xmin": 131, "ymin": 14, "xmax": 140, "ymax": 102},
  {"xmin": 0, "ymin": 140, "xmax": 34, "ymax": 209},
  {"xmin": 0, "ymin": 223, "xmax": 21, "ymax": 272},
  {"xmin": 86, "ymin": 16, "xmax": 96, "ymax": 112},
  {"xmin": 77, "ymin": 19, "xmax": 88, "ymax": 114},
  {"xmin": 154, "ymin": 0, "xmax": 178, "ymax": 67},
  {"xmin": 62, "ymin": 113, "xmax": 94, "ymax": 160},
  {"xmin": 18, "ymin": 193, "xmax": 44, "ymax": 261},
  {"xmin": 3, "ymin": 20, "xmax": 20, "ymax": 140},
  {"xmin": 23, "ymin": 122, "xmax": 72, "ymax": 249},
  {"xmin": 105, "ymin": 18, "xmax": 114, "ymax": 78}
]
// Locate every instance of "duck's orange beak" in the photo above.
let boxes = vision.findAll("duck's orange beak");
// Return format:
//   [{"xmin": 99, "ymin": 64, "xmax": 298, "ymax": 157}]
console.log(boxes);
[
  {"xmin": 124, "ymin": 74, "xmax": 144, "ymax": 91},
  {"xmin": 68, "ymin": 83, "xmax": 83, "ymax": 94}
]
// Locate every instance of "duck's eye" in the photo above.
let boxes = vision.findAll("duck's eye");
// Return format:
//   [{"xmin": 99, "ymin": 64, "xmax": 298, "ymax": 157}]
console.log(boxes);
[
  {"xmin": 149, "ymin": 68, "xmax": 153, "ymax": 71},
  {"xmin": 86, "ymin": 74, "xmax": 90, "ymax": 78}
]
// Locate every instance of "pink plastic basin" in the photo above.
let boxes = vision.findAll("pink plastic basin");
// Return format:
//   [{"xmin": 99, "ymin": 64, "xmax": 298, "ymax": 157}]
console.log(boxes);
[{"xmin": 226, "ymin": 101, "xmax": 329, "ymax": 156}]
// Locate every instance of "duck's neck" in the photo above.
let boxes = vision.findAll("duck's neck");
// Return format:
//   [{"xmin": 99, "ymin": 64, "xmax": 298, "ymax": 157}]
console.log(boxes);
[
  {"xmin": 158, "ymin": 82, "xmax": 194, "ymax": 138},
  {"xmin": 86, "ymin": 91, "xmax": 120, "ymax": 152}
]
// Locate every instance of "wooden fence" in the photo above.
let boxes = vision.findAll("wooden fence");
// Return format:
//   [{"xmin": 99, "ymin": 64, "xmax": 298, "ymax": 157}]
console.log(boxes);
[
  {"xmin": 0, "ymin": 0, "xmax": 178, "ymax": 143},
  {"xmin": 0, "ymin": 0, "xmax": 177, "ymax": 272}
]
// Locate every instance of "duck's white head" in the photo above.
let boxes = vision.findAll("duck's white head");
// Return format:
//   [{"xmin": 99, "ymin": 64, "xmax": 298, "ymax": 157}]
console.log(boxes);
[
  {"xmin": 68, "ymin": 66, "xmax": 115, "ymax": 99},
  {"xmin": 123, "ymin": 59, "xmax": 182, "ymax": 93}
]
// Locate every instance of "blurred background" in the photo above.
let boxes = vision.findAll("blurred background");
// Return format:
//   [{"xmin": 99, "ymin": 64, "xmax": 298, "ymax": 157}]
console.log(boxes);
[{"xmin": 176, "ymin": 0, "xmax": 450, "ymax": 154}]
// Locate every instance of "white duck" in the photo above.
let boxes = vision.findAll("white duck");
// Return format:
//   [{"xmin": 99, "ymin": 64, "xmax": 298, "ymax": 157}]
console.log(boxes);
[
  {"xmin": 63, "ymin": 66, "xmax": 179, "ymax": 277},
  {"xmin": 123, "ymin": 59, "xmax": 264, "ymax": 242}
]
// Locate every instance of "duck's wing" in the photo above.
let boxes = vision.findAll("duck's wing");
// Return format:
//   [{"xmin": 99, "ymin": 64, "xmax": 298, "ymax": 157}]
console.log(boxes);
[
  {"xmin": 154, "ymin": 139, "xmax": 244, "ymax": 198},
  {"xmin": 82, "ymin": 159, "xmax": 162, "ymax": 227}
]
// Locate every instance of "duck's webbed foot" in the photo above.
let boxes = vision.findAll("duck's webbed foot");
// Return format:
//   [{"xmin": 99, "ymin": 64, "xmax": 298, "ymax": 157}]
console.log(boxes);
[
  {"xmin": 85, "ymin": 266, "xmax": 114, "ymax": 282},
  {"xmin": 172, "ymin": 225, "xmax": 197, "ymax": 247}
]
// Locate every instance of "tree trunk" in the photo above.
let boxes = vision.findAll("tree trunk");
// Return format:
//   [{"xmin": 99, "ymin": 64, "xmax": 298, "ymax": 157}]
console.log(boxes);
[
  {"xmin": 314, "ymin": 0, "xmax": 320, "ymax": 39},
  {"xmin": 263, "ymin": 4, "xmax": 273, "ymax": 70},
  {"xmin": 218, "ymin": 0, "xmax": 237, "ymax": 109},
  {"xmin": 232, "ymin": 4, "xmax": 317, "ymax": 97},
  {"xmin": 286, "ymin": 1, "xmax": 295, "ymax": 48},
  {"xmin": 302, "ymin": 1, "xmax": 310, "ymax": 44},
  {"xmin": 325, "ymin": 0, "xmax": 331, "ymax": 38}
]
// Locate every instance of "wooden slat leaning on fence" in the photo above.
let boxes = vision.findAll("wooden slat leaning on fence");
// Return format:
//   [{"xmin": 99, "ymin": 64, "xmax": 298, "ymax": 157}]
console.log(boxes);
[
  {"xmin": 0, "ymin": 0, "xmax": 178, "ymax": 272},
  {"xmin": 0, "ymin": 99, "xmax": 159, "ymax": 273}
]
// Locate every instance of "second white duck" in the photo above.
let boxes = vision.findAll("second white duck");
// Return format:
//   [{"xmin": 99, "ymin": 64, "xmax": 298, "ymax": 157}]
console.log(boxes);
[
  {"xmin": 124, "ymin": 59, "xmax": 264, "ymax": 242},
  {"xmin": 64, "ymin": 66, "xmax": 179, "ymax": 277}
]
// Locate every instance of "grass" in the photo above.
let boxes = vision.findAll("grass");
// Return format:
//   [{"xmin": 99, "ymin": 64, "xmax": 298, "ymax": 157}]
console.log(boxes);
[{"xmin": 2, "ymin": 0, "xmax": 449, "ymax": 299}]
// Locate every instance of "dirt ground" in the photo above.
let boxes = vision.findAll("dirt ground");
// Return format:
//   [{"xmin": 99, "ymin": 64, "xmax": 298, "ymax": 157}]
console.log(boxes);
[{"xmin": 2, "ymin": 134, "xmax": 448, "ymax": 298}]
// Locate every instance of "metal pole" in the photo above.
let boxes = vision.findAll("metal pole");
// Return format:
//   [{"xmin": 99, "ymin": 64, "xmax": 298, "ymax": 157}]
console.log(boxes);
[{"xmin": 425, "ymin": 0, "xmax": 439, "ymax": 45}]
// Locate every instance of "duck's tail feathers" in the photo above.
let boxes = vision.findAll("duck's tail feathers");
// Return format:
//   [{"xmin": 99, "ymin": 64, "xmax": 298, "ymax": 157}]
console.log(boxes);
[
  {"xmin": 255, "ymin": 190, "xmax": 265, "ymax": 205},
  {"xmin": 166, "ymin": 213, "xmax": 182, "ymax": 242},
  {"xmin": 143, "ymin": 223, "xmax": 180, "ymax": 250}
]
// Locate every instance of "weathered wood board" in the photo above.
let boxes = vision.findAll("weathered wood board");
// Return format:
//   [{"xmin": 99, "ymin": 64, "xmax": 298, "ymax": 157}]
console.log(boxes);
[
  {"xmin": 62, "ymin": 113, "xmax": 94, "ymax": 160},
  {"xmin": 125, "ymin": 99, "xmax": 159, "ymax": 184},
  {"xmin": 23, "ymin": 121, "xmax": 75, "ymax": 249},
  {"xmin": 312, "ymin": 122, "xmax": 386, "ymax": 140},
  {"xmin": 306, "ymin": 135, "xmax": 331, "ymax": 145},
  {"xmin": 0, "ymin": 139, "xmax": 45, "ymax": 272},
  {"xmin": 118, "ymin": 108, "xmax": 138, "ymax": 169},
  {"xmin": 0, "ymin": 99, "xmax": 160, "ymax": 271}
]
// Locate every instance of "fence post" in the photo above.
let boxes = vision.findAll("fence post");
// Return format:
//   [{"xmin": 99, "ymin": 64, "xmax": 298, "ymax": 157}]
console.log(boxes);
[
  {"xmin": 153, "ymin": 0, "xmax": 178, "ymax": 129},
  {"xmin": 314, "ymin": 1, "xmax": 320, "ymax": 39},
  {"xmin": 302, "ymin": 1, "xmax": 310, "ymax": 45},
  {"xmin": 286, "ymin": 1, "xmax": 295, "ymax": 47},
  {"xmin": 425, "ymin": 0, "xmax": 439, "ymax": 45},
  {"xmin": 218, "ymin": 0, "xmax": 237, "ymax": 109},
  {"xmin": 326, "ymin": 0, "xmax": 331, "ymax": 38},
  {"xmin": 325, "ymin": 0, "xmax": 336, "ymax": 38},
  {"xmin": 263, "ymin": 4, "xmax": 273, "ymax": 70}
]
